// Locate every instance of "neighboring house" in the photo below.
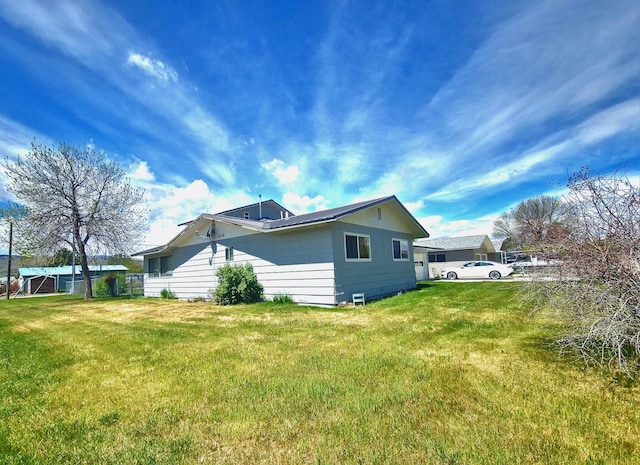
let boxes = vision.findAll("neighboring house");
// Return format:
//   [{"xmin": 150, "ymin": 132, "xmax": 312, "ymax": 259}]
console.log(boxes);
[
  {"xmin": 135, "ymin": 196, "xmax": 429, "ymax": 306},
  {"xmin": 413, "ymin": 235, "xmax": 505, "ymax": 278},
  {"xmin": 18, "ymin": 265, "xmax": 128, "ymax": 295}
]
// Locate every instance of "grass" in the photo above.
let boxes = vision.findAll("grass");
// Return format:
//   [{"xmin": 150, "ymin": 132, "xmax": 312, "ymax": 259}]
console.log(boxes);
[{"xmin": 0, "ymin": 282, "xmax": 638, "ymax": 464}]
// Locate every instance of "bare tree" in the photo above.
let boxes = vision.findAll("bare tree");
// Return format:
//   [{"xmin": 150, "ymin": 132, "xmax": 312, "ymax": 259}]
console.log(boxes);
[
  {"xmin": 5, "ymin": 142, "xmax": 147, "ymax": 299},
  {"xmin": 528, "ymin": 168, "xmax": 640, "ymax": 378},
  {"xmin": 493, "ymin": 195, "xmax": 568, "ymax": 251}
]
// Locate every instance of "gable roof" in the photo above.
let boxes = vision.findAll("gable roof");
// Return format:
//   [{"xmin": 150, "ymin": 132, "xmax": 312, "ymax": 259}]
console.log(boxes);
[
  {"xmin": 177, "ymin": 198, "xmax": 293, "ymax": 226},
  {"xmin": 414, "ymin": 235, "xmax": 494, "ymax": 252},
  {"xmin": 208, "ymin": 195, "xmax": 426, "ymax": 232},
  {"xmin": 491, "ymin": 238, "xmax": 506, "ymax": 251},
  {"xmin": 218, "ymin": 199, "xmax": 293, "ymax": 218},
  {"xmin": 135, "ymin": 195, "xmax": 429, "ymax": 256}
]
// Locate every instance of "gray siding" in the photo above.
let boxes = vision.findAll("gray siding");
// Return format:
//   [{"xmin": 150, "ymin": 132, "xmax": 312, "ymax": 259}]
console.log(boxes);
[{"xmin": 331, "ymin": 222, "xmax": 417, "ymax": 304}]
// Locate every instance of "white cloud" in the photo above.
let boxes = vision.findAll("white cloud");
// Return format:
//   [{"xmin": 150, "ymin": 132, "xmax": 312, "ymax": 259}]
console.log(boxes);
[
  {"xmin": 262, "ymin": 159, "xmax": 300, "ymax": 184},
  {"xmin": 140, "ymin": 180, "xmax": 219, "ymax": 248},
  {"xmin": 403, "ymin": 200, "xmax": 424, "ymax": 214},
  {"xmin": 127, "ymin": 52, "xmax": 178, "ymax": 83},
  {"xmin": 0, "ymin": 0, "xmax": 116, "ymax": 63},
  {"xmin": 0, "ymin": 115, "xmax": 48, "ymax": 157},
  {"xmin": 0, "ymin": 0, "xmax": 233, "ymax": 186},
  {"xmin": 128, "ymin": 160, "xmax": 155, "ymax": 182},
  {"xmin": 137, "ymin": 175, "xmax": 260, "ymax": 250},
  {"xmin": 426, "ymin": 95, "xmax": 640, "ymax": 203},
  {"xmin": 417, "ymin": 213, "xmax": 498, "ymax": 239},
  {"xmin": 412, "ymin": 0, "xmax": 640, "ymax": 201},
  {"xmin": 574, "ymin": 98, "xmax": 640, "ymax": 146},
  {"xmin": 281, "ymin": 192, "xmax": 327, "ymax": 214}
]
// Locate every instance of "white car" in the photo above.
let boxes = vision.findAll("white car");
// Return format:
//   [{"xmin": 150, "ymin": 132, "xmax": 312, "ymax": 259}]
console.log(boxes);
[{"xmin": 441, "ymin": 261, "xmax": 514, "ymax": 280}]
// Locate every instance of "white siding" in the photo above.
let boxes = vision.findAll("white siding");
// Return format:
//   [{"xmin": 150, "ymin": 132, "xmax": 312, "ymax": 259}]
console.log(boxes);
[
  {"xmin": 212, "ymin": 247, "xmax": 337, "ymax": 306},
  {"xmin": 145, "ymin": 245, "xmax": 215, "ymax": 299},
  {"xmin": 145, "ymin": 234, "xmax": 338, "ymax": 306}
]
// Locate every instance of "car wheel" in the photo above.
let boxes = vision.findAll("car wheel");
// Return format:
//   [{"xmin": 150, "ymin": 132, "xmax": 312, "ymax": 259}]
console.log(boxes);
[
  {"xmin": 446, "ymin": 271, "xmax": 458, "ymax": 280},
  {"xmin": 489, "ymin": 270, "xmax": 501, "ymax": 280}
]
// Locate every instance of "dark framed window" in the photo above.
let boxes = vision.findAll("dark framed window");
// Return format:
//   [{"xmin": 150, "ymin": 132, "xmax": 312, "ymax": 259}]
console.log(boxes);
[
  {"xmin": 428, "ymin": 253, "xmax": 446, "ymax": 263},
  {"xmin": 392, "ymin": 238, "xmax": 409, "ymax": 260},
  {"xmin": 160, "ymin": 256, "xmax": 173, "ymax": 276},
  {"xmin": 148, "ymin": 256, "xmax": 173, "ymax": 276},
  {"xmin": 225, "ymin": 247, "xmax": 234, "ymax": 261},
  {"xmin": 345, "ymin": 233, "xmax": 371, "ymax": 261}
]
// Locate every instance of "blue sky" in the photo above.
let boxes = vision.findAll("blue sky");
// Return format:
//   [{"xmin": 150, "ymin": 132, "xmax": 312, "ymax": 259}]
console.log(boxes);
[{"xmin": 0, "ymin": 0, "xmax": 638, "ymax": 251}]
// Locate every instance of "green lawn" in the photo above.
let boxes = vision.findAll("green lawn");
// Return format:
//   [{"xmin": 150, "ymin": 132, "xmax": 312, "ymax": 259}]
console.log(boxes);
[{"xmin": 1, "ymin": 282, "xmax": 638, "ymax": 464}]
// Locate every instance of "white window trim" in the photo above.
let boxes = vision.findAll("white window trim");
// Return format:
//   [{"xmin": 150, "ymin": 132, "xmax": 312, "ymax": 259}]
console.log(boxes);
[
  {"xmin": 392, "ymin": 238, "xmax": 410, "ymax": 261},
  {"xmin": 344, "ymin": 232, "xmax": 372, "ymax": 262}
]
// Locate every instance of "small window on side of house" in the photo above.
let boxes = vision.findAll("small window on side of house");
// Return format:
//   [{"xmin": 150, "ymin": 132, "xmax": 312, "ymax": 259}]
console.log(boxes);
[
  {"xmin": 344, "ymin": 233, "xmax": 371, "ymax": 261},
  {"xmin": 392, "ymin": 238, "xmax": 409, "ymax": 260},
  {"xmin": 225, "ymin": 247, "xmax": 234, "ymax": 261},
  {"xmin": 148, "ymin": 256, "xmax": 172, "ymax": 277},
  {"xmin": 148, "ymin": 257, "xmax": 159, "ymax": 277},
  {"xmin": 428, "ymin": 253, "xmax": 446, "ymax": 263},
  {"xmin": 160, "ymin": 256, "xmax": 173, "ymax": 276},
  {"xmin": 244, "ymin": 212, "xmax": 249, "ymax": 219}
]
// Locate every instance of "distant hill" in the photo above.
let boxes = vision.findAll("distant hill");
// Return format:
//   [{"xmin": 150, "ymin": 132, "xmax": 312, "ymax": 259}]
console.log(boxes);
[{"xmin": 0, "ymin": 255, "xmax": 22, "ymax": 277}]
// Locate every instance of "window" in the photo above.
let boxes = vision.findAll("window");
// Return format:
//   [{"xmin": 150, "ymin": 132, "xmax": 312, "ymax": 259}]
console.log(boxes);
[
  {"xmin": 428, "ymin": 253, "xmax": 446, "ymax": 263},
  {"xmin": 392, "ymin": 238, "xmax": 409, "ymax": 260},
  {"xmin": 345, "ymin": 233, "xmax": 371, "ymax": 261},
  {"xmin": 148, "ymin": 256, "xmax": 172, "ymax": 277},
  {"xmin": 160, "ymin": 256, "xmax": 173, "ymax": 276},
  {"xmin": 225, "ymin": 247, "xmax": 234, "ymax": 261},
  {"xmin": 244, "ymin": 212, "xmax": 249, "ymax": 219},
  {"xmin": 148, "ymin": 257, "xmax": 159, "ymax": 277}
]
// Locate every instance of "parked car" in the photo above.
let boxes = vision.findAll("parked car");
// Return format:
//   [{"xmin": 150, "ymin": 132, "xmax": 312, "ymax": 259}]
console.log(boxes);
[{"xmin": 441, "ymin": 261, "xmax": 514, "ymax": 280}]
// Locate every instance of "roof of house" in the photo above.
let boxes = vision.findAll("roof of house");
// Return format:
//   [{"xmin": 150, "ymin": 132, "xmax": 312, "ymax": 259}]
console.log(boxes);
[
  {"xmin": 491, "ymin": 238, "xmax": 506, "ymax": 251},
  {"xmin": 19, "ymin": 265, "xmax": 128, "ymax": 277},
  {"xmin": 177, "ymin": 198, "xmax": 293, "ymax": 227},
  {"xmin": 413, "ymin": 235, "xmax": 494, "ymax": 252},
  {"xmin": 218, "ymin": 198, "xmax": 294, "ymax": 218},
  {"xmin": 202, "ymin": 195, "xmax": 425, "ymax": 232},
  {"xmin": 136, "ymin": 195, "xmax": 429, "ymax": 256}
]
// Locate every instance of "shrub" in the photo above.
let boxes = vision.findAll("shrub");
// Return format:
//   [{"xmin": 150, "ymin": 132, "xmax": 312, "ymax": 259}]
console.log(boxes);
[
  {"xmin": 527, "ymin": 168, "xmax": 640, "ymax": 379},
  {"xmin": 94, "ymin": 273, "xmax": 125, "ymax": 297},
  {"xmin": 160, "ymin": 288, "xmax": 176, "ymax": 299},
  {"xmin": 214, "ymin": 263, "xmax": 264, "ymax": 305}
]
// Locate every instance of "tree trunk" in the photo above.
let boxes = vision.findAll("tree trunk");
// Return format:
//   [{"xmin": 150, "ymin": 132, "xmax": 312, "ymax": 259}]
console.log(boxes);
[{"xmin": 76, "ymin": 239, "xmax": 93, "ymax": 300}]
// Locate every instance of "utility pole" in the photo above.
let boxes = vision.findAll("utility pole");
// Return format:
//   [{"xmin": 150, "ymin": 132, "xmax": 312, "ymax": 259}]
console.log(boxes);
[{"xmin": 6, "ymin": 221, "xmax": 12, "ymax": 299}]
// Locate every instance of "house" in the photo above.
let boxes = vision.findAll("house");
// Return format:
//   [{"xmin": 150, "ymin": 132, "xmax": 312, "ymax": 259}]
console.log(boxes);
[
  {"xmin": 413, "ymin": 235, "xmax": 505, "ymax": 278},
  {"xmin": 18, "ymin": 265, "xmax": 128, "ymax": 295},
  {"xmin": 135, "ymin": 196, "xmax": 429, "ymax": 306}
]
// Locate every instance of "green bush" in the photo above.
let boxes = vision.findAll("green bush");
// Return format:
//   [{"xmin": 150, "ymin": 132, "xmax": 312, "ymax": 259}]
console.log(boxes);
[
  {"xmin": 160, "ymin": 288, "xmax": 176, "ymax": 299},
  {"xmin": 214, "ymin": 263, "xmax": 264, "ymax": 305},
  {"xmin": 94, "ymin": 273, "xmax": 126, "ymax": 297},
  {"xmin": 94, "ymin": 277, "xmax": 111, "ymax": 297}
]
